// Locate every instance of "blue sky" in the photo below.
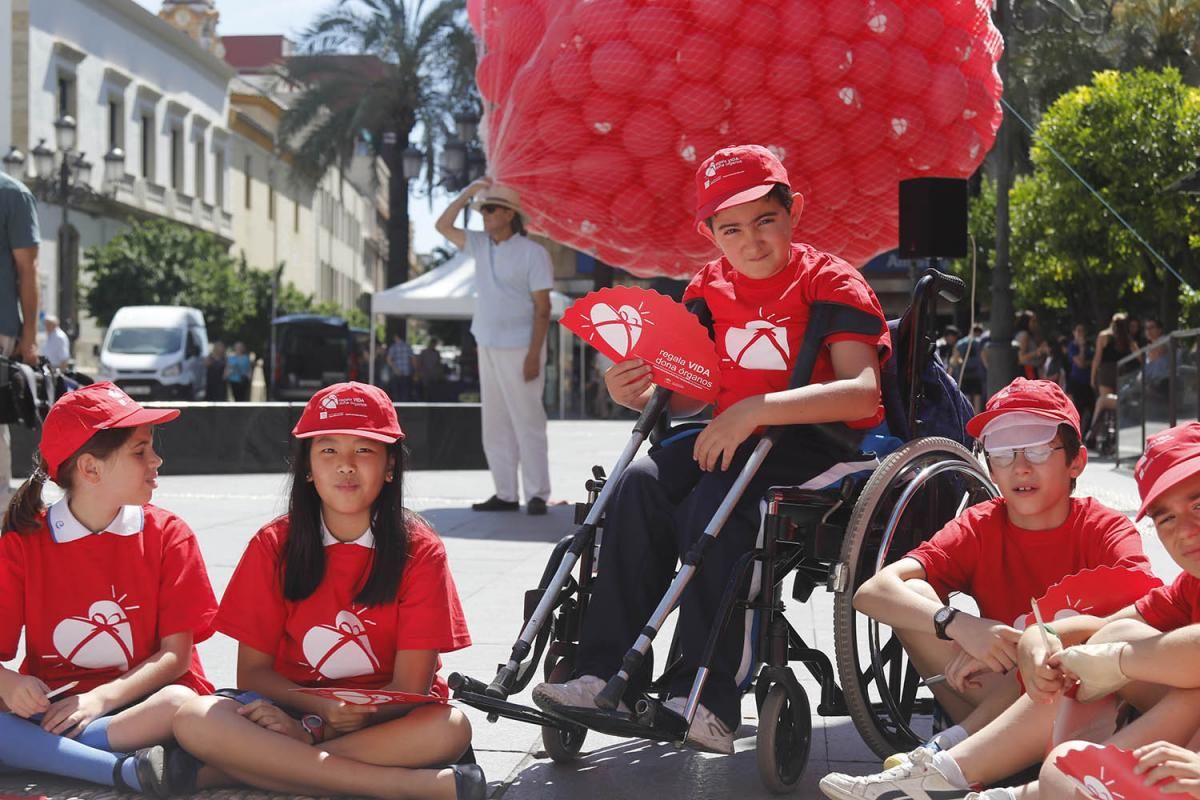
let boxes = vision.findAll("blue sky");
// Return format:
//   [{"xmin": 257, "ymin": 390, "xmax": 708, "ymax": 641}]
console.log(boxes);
[{"xmin": 132, "ymin": 0, "xmax": 466, "ymax": 255}]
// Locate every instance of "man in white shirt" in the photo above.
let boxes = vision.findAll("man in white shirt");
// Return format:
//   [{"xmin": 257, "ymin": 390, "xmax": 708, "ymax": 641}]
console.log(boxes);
[
  {"xmin": 42, "ymin": 314, "xmax": 70, "ymax": 370},
  {"xmin": 436, "ymin": 179, "xmax": 552, "ymax": 515}
]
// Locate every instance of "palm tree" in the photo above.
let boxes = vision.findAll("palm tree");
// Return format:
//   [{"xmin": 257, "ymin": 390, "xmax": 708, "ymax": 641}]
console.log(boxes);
[
  {"xmin": 278, "ymin": 0, "xmax": 478, "ymax": 329},
  {"xmin": 1113, "ymin": 0, "xmax": 1200, "ymax": 77}
]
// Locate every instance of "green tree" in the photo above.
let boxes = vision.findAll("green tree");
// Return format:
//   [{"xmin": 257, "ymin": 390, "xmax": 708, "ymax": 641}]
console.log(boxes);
[
  {"xmin": 1010, "ymin": 68, "xmax": 1200, "ymax": 328},
  {"xmin": 84, "ymin": 220, "xmax": 253, "ymax": 342},
  {"xmin": 278, "ymin": 0, "xmax": 477, "ymax": 329}
]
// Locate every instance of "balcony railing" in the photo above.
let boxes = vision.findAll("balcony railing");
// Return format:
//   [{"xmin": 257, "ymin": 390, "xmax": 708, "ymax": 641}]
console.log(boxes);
[{"xmin": 1116, "ymin": 328, "xmax": 1200, "ymax": 463}]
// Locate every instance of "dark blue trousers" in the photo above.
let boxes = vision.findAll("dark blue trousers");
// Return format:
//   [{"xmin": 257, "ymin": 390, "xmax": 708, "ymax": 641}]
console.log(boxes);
[{"xmin": 574, "ymin": 427, "xmax": 857, "ymax": 729}]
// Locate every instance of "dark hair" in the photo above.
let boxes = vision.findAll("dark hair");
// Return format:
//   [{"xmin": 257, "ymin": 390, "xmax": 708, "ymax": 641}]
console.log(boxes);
[
  {"xmin": 1014, "ymin": 310, "xmax": 1037, "ymax": 333},
  {"xmin": 3, "ymin": 427, "xmax": 137, "ymax": 533},
  {"xmin": 704, "ymin": 183, "xmax": 794, "ymax": 230},
  {"xmin": 1058, "ymin": 423, "xmax": 1082, "ymax": 491},
  {"xmin": 281, "ymin": 437, "xmax": 410, "ymax": 606},
  {"xmin": 1108, "ymin": 312, "xmax": 1132, "ymax": 353},
  {"xmin": 510, "ymin": 212, "xmax": 527, "ymax": 237}
]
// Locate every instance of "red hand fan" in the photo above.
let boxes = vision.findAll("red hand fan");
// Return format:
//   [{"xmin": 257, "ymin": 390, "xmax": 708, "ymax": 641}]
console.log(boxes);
[
  {"xmin": 1056, "ymin": 744, "xmax": 1168, "ymax": 800},
  {"xmin": 561, "ymin": 286, "xmax": 720, "ymax": 403},
  {"xmin": 1023, "ymin": 567, "xmax": 1162, "ymax": 630},
  {"xmin": 290, "ymin": 687, "xmax": 448, "ymax": 707}
]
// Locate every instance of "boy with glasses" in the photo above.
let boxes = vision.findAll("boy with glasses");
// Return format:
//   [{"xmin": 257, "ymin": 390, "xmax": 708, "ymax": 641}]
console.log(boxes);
[{"xmin": 823, "ymin": 378, "xmax": 1151, "ymax": 792}]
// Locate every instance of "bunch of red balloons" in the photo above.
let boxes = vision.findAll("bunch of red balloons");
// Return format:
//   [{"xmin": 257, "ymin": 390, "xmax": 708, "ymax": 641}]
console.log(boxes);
[{"xmin": 470, "ymin": 0, "xmax": 1003, "ymax": 278}]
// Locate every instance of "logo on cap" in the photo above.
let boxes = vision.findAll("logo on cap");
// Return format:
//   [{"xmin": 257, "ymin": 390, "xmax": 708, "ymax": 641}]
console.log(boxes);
[{"xmin": 321, "ymin": 394, "xmax": 339, "ymax": 410}]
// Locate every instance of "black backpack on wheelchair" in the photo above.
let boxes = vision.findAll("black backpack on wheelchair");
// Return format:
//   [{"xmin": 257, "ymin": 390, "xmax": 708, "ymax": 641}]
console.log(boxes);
[{"xmin": 0, "ymin": 355, "xmax": 93, "ymax": 428}]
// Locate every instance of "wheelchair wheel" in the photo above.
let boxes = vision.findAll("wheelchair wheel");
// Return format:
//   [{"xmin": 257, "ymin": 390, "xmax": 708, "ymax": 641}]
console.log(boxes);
[
  {"xmin": 832, "ymin": 437, "xmax": 997, "ymax": 759},
  {"xmin": 756, "ymin": 681, "xmax": 812, "ymax": 794},
  {"xmin": 541, "ymin": 657, "xmax": 587, "ymax": 763}
]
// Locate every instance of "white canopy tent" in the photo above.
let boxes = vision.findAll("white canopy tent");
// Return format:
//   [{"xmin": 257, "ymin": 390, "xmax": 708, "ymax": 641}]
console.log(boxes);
[{"xmin": 368, "ymin": 251, "xmax": 578, "ymax": 415}]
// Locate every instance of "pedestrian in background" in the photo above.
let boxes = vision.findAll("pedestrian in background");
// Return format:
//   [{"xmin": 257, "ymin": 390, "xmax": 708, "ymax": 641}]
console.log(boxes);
[
  {"xmin": 953, "ymin": 324, "xmax": 986, "ymax": 412},
  {"xmin": 1014, "ymin": 310, "xmax": 1049, "ymax": 379},
  {"xmin": 1065, "ymin": 323, "xmax": 1095, "ymax": 432},
  {"xmin": 0, "ymin": 169, "xmax": 40, "ymax": 510},
  {"xmin": 205, "ymin": 341, "xmax": 227, "ymax": 402},
  {"xmin": 386, "ymin": 333, "xmax": 415, "ymax": 402},
  {"xmin": 417, "ymin": 338, "xmax": 444, "ymax": 401},
  {"xmin": 41, "ymin": 314, "xmax": 70, "ymax": 370},
  {"xmin": 225, "ymin": 342, "xmax": 252, "ymax": 403}
]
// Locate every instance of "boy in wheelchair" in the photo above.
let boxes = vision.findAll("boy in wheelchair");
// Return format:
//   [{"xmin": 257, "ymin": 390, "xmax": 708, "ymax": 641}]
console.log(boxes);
[
  {"xmin": 821, "ymin": 379, "xmax": 1156, "ymax": 800},
  {"xmin": 532, "ymin": 145, "xmax": 892, "ymax": 754},
  {"xmin": 824, "ymin": 422, "xmax": 1200, "ymax": 799},
  {"xmin": 853, "ymin": 380, "xmax": 1148, "ymax": 754}
]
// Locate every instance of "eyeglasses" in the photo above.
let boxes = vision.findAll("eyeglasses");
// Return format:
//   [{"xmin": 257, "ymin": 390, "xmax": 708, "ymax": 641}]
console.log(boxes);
[
  {"xmin": 986, "ymin": 444, "xmax": 1066, "ymax": 468},
  {"xmin": 480, "ymin": 204, "xmax": 501, "ymax": 214}
]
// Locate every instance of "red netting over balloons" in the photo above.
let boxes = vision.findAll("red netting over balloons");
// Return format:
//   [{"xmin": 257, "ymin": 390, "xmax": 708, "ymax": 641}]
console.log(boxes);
[{"xmin": 470, "ymin": 0, "xmax": 1003, "ymax": 279}]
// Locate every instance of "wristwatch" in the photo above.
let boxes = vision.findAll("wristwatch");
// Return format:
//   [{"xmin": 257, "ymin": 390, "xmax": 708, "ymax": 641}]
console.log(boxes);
[
  {"xmin": 300, "ymin": 713, "xmax": 325, "ymax": 744},
  {"xmin": 933, "ymin": 606, "xmax": 959, "ymax": 641}
]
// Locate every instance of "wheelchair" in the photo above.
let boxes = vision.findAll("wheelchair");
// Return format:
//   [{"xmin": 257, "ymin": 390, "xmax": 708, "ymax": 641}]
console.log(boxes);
[
  {"xmin": 0, "ymin": 355, "xmax": 92, "ymax": 429},
  {"xmin": 449, "ymin": 269, "xmax": 998, "ymax": 793}
]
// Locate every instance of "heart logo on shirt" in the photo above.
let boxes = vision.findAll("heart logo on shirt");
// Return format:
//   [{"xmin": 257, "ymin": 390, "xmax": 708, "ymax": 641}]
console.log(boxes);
[
  {"xmin": 301, "ymin": 609, "xmax": 382, "ymax": 680},
  {"xmin": 724, "ymin": 320, "xmax": 789, "ymax": 371},
  {"xmin": 589, "ymin": 303, "xmax": 643, "ymax": 357},
  {"xmin": 52, "ymin": 599, "xmax": 135, "ymax": 670}
]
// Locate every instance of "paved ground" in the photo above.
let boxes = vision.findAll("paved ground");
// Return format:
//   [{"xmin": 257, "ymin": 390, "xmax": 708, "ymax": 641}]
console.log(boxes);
[{"xmin": 0, "ymin": 420, "xmax": 1174, "ymax": 799}]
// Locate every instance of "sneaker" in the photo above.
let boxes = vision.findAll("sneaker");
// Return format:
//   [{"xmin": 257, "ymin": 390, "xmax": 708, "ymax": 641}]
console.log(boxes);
[
  {"xmin": 663, "ymin": 697, "xmax": 736, "ymax": 755},
  {"xmin": 882, "ymin": 739, "xmax": 942, "ymax": 770},
  {"xmin": 113, "ymin": 745, "xmax": 168, "ymax": 798},
  {"xmin": 819, "ymin": 749, "xmax": 971, "ymax": 800},
  {"xmin": 526, "ymin": 497, "xmax": 547, "ymax": 515},
  {"xmin": 532, "ymin": 675, "xmax": 629, "ymax": 714},
  {"xmin": 451, "ymin": 763, "xmax": 487, "ymax": 800},
  {"xmin": 471, "ymin": 495, "xmax": 519, "ymax": 512}
]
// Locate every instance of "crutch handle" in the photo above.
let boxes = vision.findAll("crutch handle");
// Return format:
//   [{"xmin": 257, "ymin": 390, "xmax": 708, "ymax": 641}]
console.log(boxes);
[
  {"xmin": 447, "ymin": 672, "xmax": 488, "ymax": 695},
  {"xmin": 486, "ymin": 665, "xmax": 517, "ymax": 699}
]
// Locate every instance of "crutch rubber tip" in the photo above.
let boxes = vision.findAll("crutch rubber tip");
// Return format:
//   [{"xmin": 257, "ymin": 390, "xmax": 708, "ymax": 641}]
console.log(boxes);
[{"xmin": 595, "ymin": 676, "xmax": 627, "ymax": 711}]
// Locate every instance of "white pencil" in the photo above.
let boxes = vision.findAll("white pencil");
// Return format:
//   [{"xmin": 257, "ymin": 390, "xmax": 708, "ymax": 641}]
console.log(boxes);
[
  {"xmin": 45, "ymin": 680, "xmax": 79, "ymax": 700},
  {"xmin": 1030, "ymin": 597, "xmax": 1053, "ymax": 651}
]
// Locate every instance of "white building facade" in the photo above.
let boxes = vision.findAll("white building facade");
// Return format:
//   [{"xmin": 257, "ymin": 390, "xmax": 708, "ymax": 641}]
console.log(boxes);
[{"xmin": 1, "ymin": 0, "xmax": 235, "ymax": 359}]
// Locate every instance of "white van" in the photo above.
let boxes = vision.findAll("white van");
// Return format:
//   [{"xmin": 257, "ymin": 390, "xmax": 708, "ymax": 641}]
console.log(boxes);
[{"xmin": 96, "ymin": 306, "xmax": 209, "ymax": 400}]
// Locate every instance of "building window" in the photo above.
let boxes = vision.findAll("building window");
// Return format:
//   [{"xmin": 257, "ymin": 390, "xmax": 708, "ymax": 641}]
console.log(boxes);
[
  {"xmin": 57, "ymin": 76, "xmax": 76, "ymax": 119},
  {"xmin": 169, "ymin": 126, "xmax": 184, "ymax": 191},
  {"xmin": 293, "ymin": 195, "xmax": 300, "ymax": 232},
  {"xmin": 140, "ymin": 114, "xmax": 155, "ymax": 181},
  {"xmin": 193, "ymin": 138, "xmax": 205, "ymax": 201},
  {"xmin": 107, "ymin": 100, "xmax": 124, "ymax": 151},
  {"xmin": 214, "ymin": 150, "xmax": 225, "ymax": 208},
  {"xmin": 268, "ymin": 182, "xmax": 275, "ymax": 221},
  {"xmin": 244, "ymin": 155, "xmax": 252, "ymax": 209}
]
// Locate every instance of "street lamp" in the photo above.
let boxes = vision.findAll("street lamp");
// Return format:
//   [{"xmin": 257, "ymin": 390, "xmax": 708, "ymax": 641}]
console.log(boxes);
[
  {"xmin": 11, "ymin": 114, "xmax": 124, "ymax": 338},
  {"xmin": 986, "ymin": 0, "xmax": 1111, "ymax": 395}
]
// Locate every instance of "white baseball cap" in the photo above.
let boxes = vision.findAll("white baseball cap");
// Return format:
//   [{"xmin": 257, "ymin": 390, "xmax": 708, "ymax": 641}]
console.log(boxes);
[{"xmin": 980, "ymin": 411, "xmax": 1062, "ymax": 451}]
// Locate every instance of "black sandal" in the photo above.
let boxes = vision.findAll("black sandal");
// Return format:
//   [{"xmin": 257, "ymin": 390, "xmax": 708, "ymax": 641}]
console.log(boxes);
[{"xmin": 451, "ymin": 763, "xmax": 487, "ymax": 800}]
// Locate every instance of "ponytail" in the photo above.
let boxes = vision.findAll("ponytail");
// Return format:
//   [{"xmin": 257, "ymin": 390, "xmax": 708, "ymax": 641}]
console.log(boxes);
[
  {"xmin": 3, "ymin": 456, "xmax": 49, "ymax": 533},
  {"xmin": 2, "ymin": 427, "xmax": 137, "ymax": 534}
]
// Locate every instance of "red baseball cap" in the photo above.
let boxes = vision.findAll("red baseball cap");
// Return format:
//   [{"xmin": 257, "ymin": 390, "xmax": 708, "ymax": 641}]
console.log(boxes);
[
  {"xmin": 293, "ymin": 381, "xmax": 404, "ymax": 443},
  {"xmin": 694, "ymin": 144, "xmax": 792, "ymax": 224},
  {"xmin": 41, "ymin": 382, "xmax": 180, "ymax": 481},
  {"xmin": 1134, "ymin": 421, "xmax": 1200, "ymax": 521},
  {"xmin": 965, "ymin": 378, "xmax": 1081, "ymax": 440}
]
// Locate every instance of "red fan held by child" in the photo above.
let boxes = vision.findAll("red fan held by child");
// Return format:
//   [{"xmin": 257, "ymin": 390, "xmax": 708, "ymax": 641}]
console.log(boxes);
[
  {"xmin": 561, "ymin": 287, "xmax": 720, "ymax": 404},
  {"xmin": 1056, "ymin": 745, "xmax": 1169, "ymax": 800}
]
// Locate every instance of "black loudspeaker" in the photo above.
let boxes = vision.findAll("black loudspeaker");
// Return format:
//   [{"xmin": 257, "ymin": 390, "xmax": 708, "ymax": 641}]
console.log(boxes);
[{"xmin": 898, "ymin": 178, "xmax": 969, "ymax": 259}]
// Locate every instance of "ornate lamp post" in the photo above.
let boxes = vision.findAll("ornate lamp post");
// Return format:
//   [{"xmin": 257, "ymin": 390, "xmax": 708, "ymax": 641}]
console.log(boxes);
[{"xmin": 8, "ymin": 114, "xmax": 124, "ymax": 338}]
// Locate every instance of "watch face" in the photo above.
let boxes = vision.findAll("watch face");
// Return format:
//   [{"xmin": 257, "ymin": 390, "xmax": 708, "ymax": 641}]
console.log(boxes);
[{"xmin": 934, "ymin": 607, "xmax": 952, "ymax": 624}]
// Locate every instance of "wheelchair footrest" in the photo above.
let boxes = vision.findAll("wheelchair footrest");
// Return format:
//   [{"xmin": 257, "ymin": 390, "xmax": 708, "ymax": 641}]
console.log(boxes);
[
  {"xmin": 453, "ymin": 691, "xmax": 583, "ymax": 732},
  {"xmin": 552, "ymin": 702, "xmax": 688, "ymax": 742}
]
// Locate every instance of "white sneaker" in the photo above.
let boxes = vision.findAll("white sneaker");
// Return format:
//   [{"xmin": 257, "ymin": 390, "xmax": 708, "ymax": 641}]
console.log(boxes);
[
  {"xmin": 883, "ymin": 739, "xmax": 943, "ymax": 770},
  {"xmin": 819, "ymin": 749, "xmax": 971, "ymax": 799},
  {"xmin": 663, "ymin": 697, "xmax": 736, "ymax": 755},
  {"xmin": 531, "ymin": 675, "xmax": 629, "ymax": 714}
]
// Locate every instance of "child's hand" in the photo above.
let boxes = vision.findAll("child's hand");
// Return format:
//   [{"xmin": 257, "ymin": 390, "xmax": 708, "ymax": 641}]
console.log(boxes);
[
  {"xmin": 321, "ymin": 698, "xmax": 377, "ymax": 733},
  {"xmin": 1018, "ymin": 627, "xmax": 1066, "ymax": 704},
  {"xmin": 41, "ymin": 690, "xmax": 105, "ymax": 737},
  {"xmin": 0, "ymin": 673, "xmax": 50, "ymax": 718},
  {"xmin": 949, "ymin": 615, "xmax": 1021, "ymax": 675},
  {"xmin": 604, "ymin": 359, "xmax": 652, "ymax": 410},
  {"xmin": 1133, "ymin": 741, "xmax": 1200, "ymax": 795},
  {"xmin": 692, "ymin": 399, "xmax": 757, "ymax": 471},
  {"xmin": 236, "ymin": 699, "xmax": 310, "ymax": 744},
  {"xmin": 1049, "ymin": 642, "xmax": 1131, "ymax": 703},
  {"xmin": 944, "ymin": 650, "xmax": 988, "ymax": 694}
]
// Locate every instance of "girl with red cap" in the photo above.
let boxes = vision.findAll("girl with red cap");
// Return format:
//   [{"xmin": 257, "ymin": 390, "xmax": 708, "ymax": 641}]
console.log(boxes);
[
  {"xmin": 171, "ymin": 381, "xmax": 481, "ymax": 800},
  {"xmin": 0, "ymin": 382, "xmax": 217, "ymax": 796}
]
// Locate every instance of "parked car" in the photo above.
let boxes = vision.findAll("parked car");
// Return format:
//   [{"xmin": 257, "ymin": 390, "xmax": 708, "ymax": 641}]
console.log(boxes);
[
  {"xmin": 96, "ymin": 306, "xmax": 209, "ymax": 399},
  {"xmin": 269, "ymin": 314, "xmax": 363, "ymax": 400}
]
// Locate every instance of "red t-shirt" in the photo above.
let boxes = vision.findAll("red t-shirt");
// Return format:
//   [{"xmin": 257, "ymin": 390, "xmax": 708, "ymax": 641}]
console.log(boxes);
[
  {"xmin": 907, "ymin": 497, "xmax": 1150, "ymax": 629},
  {"xmin": 216, "ymin": 515, "xmax": 471, "ymax": 697},
  {"xmin": 1137, "ymin": 573, "xmax": 1200, "ymax": 632},
  {"xmin": 0, "ymin": 501, "xmax": 217, "ymax": 696},
  {"xmin": 682, "ymin": 242, "xmax": 891, "ymax": 425}
]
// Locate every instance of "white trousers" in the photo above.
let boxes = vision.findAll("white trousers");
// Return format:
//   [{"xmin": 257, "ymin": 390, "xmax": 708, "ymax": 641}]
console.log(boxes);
[{"xmin": 477, "ymin": 345, "xmax": 551, "ymax": 503}]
